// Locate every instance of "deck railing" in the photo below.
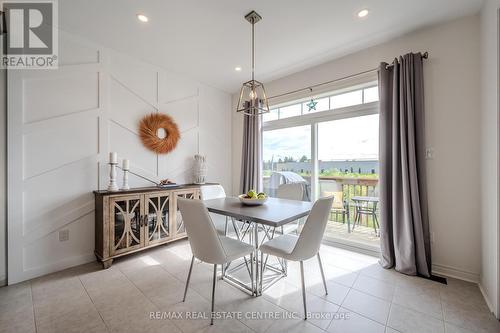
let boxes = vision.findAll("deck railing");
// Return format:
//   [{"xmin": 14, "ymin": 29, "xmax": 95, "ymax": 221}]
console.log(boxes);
[{"xmin": 263, "ymin": 175, "xmax": 379, "ymax": 227}]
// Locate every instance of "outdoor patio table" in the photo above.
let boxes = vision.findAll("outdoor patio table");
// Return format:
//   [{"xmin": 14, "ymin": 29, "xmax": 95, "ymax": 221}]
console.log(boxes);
[
  {"xmin": 203, "ymin": 196, "xmax": 313, "ymax": 296},
  {"xmin": 350, "ymin": 196, "xmax": 380, "ymax": 235}
]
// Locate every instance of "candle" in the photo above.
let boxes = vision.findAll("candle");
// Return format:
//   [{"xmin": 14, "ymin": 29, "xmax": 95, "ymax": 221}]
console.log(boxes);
[
  {"xmin": 122, "ymin": 159, "xmax": 130, "ymax": 170},
  {"xmin": 109, "ymin": 152, "xmax": 117, "ymax": 164}
]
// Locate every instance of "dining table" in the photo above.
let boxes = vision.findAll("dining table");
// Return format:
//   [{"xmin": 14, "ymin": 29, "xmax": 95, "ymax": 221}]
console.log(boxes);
[{"xmin": 203, "ymin": 196, "xmax": 314, "ymax": 296}]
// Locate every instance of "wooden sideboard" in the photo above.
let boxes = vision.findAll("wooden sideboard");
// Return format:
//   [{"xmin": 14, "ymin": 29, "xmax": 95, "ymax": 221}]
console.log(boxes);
[{"xmin": 94, "ymin": 184, "xmax": 213, "ymax": 268}]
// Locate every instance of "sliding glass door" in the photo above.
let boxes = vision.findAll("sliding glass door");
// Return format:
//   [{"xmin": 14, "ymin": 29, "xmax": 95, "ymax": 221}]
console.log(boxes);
[
  {"xmin": 261, "ymin": 83, "xmax": 380, "ymax": 251},
  {"xmin": 317, "ymin": 115, "xmax": 379, "ymax": 249}
]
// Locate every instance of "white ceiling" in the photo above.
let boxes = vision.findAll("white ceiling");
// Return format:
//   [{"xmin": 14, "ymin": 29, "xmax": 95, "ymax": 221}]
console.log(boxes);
[{"xmin": 59, "ymin": 0, "xmax": 483, "ymax": 92}]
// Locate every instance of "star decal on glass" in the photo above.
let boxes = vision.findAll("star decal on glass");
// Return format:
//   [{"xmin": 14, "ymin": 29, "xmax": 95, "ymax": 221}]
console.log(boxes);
[{"xmin": 306, "ymin": 99, "xmax": 318, "ymax": 111}]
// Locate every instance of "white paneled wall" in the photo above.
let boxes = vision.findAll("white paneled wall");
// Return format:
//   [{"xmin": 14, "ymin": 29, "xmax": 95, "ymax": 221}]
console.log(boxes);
[{"xmin": 7, "ymin": 31, "xmax": 232, "ymax": 284}]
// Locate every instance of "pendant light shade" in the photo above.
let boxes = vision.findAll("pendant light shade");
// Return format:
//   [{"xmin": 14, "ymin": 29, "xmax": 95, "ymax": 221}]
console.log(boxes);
[
  {"xmin": 236, "ymin": 11, "xmax": 269, "ymax": 116},
  {"xmin": 236, "ymin": 79, "xmax": 269, "ymax": 115}
]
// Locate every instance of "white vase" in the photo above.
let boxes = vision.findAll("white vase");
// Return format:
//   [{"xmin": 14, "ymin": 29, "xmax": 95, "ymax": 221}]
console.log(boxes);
[{"xmin": 193, "ymin": 155, "xmax": 207, "ymax": 184}]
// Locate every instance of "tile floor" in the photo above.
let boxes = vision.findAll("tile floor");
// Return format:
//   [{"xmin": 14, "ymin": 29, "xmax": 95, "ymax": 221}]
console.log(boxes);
[{"xmin": 1, "ymin": 239, "xmax": 499, "ymax": 333}]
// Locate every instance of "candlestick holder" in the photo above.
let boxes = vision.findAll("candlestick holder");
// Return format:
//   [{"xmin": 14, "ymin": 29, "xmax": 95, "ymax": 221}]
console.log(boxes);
[
  {"xmin": 121, "ymin": 168, "xmax": 130, "ymax": 190},
  {"xmin": 107, "ymin": 162, "xmax": 119, "ymax": 191}
]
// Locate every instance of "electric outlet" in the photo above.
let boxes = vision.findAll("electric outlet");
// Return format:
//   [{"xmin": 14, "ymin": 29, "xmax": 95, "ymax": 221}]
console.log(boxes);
[
  {"xmin": 59, "ymin": 229, "xmax": 69, "ymax": 242},
  {"xmin": 425, "ymin": 147, "xmax": 434, "ymax": 160}
]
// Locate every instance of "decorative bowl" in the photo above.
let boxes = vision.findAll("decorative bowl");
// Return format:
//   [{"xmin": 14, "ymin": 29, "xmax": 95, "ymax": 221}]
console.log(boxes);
[{"xmin": 238, "ymin": 194, "xmax": 268, "ymax": 206}]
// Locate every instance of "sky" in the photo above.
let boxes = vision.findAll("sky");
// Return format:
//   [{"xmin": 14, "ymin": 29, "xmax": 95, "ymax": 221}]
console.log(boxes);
[{"xmin": 263, "ymin": 114, "xmax": 379, "ymax": 162}]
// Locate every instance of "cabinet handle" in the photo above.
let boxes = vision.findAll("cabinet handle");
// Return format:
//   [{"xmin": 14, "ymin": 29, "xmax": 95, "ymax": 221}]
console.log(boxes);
[{"xmin": 143, "ymin": 215, "xmax": 148, "ymax": 227}]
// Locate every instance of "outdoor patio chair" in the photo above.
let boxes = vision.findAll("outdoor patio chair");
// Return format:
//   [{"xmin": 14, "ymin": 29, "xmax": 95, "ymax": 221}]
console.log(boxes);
[{"xmin": 322, "ymin": 191, "xmax": 348, "ymax": 223}]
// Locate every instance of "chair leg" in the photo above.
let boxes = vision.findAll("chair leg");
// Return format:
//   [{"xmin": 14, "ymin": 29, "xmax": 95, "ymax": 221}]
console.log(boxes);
[
  {"xmin": 299, "ymin": 261, "xmax": 307, "ymax": 320},
  {"xmin": 211, "ymin": 264, "xmax": 217, "ymax": 325},
  {"xmin": 317, "ymin": 253, "xmax": 328, "ymax": 295},
  {"xmin": 222, "ymin": 217, "xmax": 229, "ymax": 278},
  {"xmin": 183, "ymin": 256, "xmax": 195, "ymax": 302},
  {"xmin": 352, "ymin": 211, "xmax": 357, "ymax": 231}
]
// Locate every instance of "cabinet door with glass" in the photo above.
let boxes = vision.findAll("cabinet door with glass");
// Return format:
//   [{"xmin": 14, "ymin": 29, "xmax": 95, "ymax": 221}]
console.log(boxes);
[
  {"xmin": 109, "ymin": 195, "xmax": 144, "ymax": 256},
  {"xmin": 144, "ymin": 192, "xmax": 171, "ymax": 246},
  {"xmin": 173, "ymin": 189, "xmax": 200, "ymax": 238}
]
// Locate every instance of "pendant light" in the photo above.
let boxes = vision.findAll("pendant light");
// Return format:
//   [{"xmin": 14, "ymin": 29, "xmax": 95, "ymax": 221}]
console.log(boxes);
[{"xmin": 236, "ymin": 11, "xmax": 270, "ymax": 116}]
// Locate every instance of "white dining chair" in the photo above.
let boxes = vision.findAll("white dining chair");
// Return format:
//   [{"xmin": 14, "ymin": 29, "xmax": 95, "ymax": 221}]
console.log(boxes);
[
  {"xmin": 178, "ymin": 198, "xmax": 255, "ymax": 325},
  {"xmin": 276, "ymin": 183, "xmax": 305, "ymax": 235},
  {"xmin": 200, "ymin": 185, "xmax": 228, "ymax": 235},
  {"xmin": 259, "ymin": 196, "xmax": 334, "ymax": 320}
]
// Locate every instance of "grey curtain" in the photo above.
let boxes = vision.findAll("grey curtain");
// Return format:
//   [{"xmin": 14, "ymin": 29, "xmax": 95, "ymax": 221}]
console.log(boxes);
[
  {"xmin": 240, "ymin": 113, "xmax": 262, "ymax": 193},
  {"xmin": 378, "ymin": 52, "xmax": 432, "ymax": 277}
]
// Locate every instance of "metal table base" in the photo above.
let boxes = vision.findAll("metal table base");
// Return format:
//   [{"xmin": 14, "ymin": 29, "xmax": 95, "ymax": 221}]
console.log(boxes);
[{"xmin": 221, "ymin": 220, "xmax": 289, "ymax": 296}]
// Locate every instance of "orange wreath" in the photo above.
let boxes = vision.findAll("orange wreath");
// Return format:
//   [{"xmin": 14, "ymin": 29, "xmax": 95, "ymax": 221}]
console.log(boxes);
[{"xmin": 139, "ymin": 113, "xmax": 180, "ymax": 154}]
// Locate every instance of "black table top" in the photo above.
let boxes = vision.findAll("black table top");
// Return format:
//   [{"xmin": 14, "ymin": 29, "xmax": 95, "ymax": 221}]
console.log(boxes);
[{"xmin": 203, "ymin": 196, "xmax": 313, "ymax": 227}]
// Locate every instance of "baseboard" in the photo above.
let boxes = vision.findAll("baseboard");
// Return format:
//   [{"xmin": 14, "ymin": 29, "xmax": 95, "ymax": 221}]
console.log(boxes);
[
  {"xmin": 432, "ymin": 263, "xmax": 479, "ymax": 283},
  {"xmin": 8, "ymin": 253, "xmax": 95, "ymax": 285},
  {"xmin": 478, "ymin": 282, "xmax": 498, "ymax": 318},
  {"xmin": 322, "ymin": 242, "xmax": 479, "ymax": 284}
]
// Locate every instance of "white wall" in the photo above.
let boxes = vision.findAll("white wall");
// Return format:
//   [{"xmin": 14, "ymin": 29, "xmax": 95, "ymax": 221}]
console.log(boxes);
[
  {"xmin": 233, "ymin": 15, "xmax": 482, "ymax": 282},
  {"xmin": 7, "ymin": 31, "xmax": 232, "ymax": 284},
  {"xmin": 480, "ymin": 0, "xmax": 500, "ymax": 318}
]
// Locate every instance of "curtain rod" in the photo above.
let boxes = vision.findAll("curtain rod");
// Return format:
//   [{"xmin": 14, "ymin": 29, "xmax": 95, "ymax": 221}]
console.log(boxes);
[
  {"xmin": 385, "ymin": 51, "xmax": 428, "ymax": 69},
  {"xmin": 268, "ymin": 51, "xmax": 428, "ymax": 101}
]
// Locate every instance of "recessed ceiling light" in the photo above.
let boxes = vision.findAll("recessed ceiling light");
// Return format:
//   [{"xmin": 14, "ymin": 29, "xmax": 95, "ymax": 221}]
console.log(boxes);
[
  {"xmin": 235, "ymin": 66, "xmax": 242, "ymax": 72},
  {"xmin": 137, "ymin": 14, "xmax": 149, "ymax": 22},
  {"xmin": 357, "ymin": 9, "xmax": 369, "ymax": 18}
]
